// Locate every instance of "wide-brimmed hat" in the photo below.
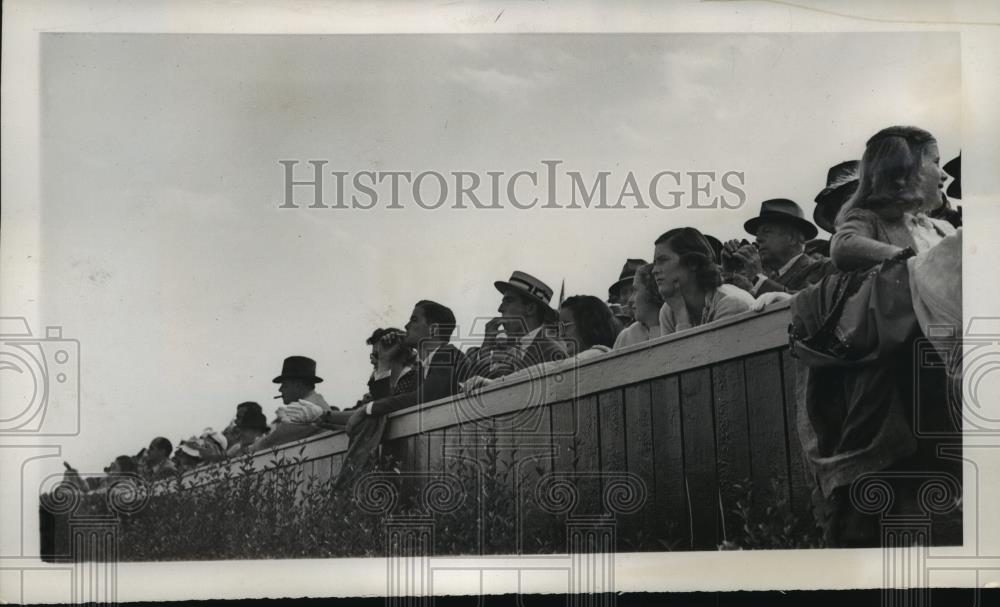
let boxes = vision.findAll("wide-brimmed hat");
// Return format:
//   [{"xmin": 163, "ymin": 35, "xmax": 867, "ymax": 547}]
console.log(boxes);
[
  {"xmin": 943, "ymin": 154, "xmax": 961, "ymax": 199},
  {"xmin": 272, "ymin": 355, "xmax": 323, "ymax": 384},
  {"xmin": 177, "ymin": 438, "xmax": 202, "ymax": 459},
  {"xmin": 494, "ymin": 271, "xmax": 556, "ymax": 318},
  {"xmin": 813, "ymin": 160, "xmax": 860, "ymax": 234},
  {"xmin": 744, "ymin": 198, "xmax": 818, "ymax": 240},
  {"xmin": 608, "ymin": 258, "xmax": 648, "ymax": 297}
]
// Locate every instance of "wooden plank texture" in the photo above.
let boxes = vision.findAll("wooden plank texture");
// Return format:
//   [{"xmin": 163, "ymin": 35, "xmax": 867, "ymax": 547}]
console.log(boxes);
[
  {"xmin": 711, "ymin": 360, "xmax": 752, "ymax": 543},
  {"xmin": 679, "ymin": 368, "xmax": 718, "ymax": 550},
  {"xmin": 623, "ymin": 383, "xmax": 656, "ymax": 547},
  {"xmin": 744, "ymin": 352, "xmax": 791, "ymax": 517},
  {"xmin": 649, "ymin": 376, "xmax": 688, "ymax": 550},
  {"xmin": 781, "ymin": 350, "xmax": 813, "ymax": 514}
]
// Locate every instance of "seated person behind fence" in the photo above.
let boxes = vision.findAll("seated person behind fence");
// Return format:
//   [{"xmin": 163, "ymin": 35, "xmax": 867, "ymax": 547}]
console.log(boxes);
[
  {"xmin": 253, "ymin": 356, "xmax": 333, "ymax": 451},
  {"xmin": 186, "ymin": 427, "xmax": 229, "ymax": 463},
  {"xmin": 226, "ymin": 407, "xmax": 270, "ymax": 457},
  {"xmin": 173, "ymin": 439, "xmax": 204, "ymax": 473},
  {"xmin": 464, "ymin": 295, "xmax": 618, "ymax": 391},
  {"xmin": 830, "ymin": 125, "xmax": 956, "ymax": 271},
  {"xmin": 141, "ymin": 437, "xmax": 178, "ymax": 481},
  {"xmin": 223, "ymin": 401, "xmax": 265, "ymax": 447},
  {"xmin": 465, "ymin": 271, "xmax": 567, "ymax": 380},
  {"xmin": 722, "ymin": 198, "xmax": 836, "ymax": 295},
  {"xmin": 607, "ymin": 258, "xmax": 646, "ymax": 325},
  {"xmin": 320, "ymin": 300, "xmax": 468, "ymax": 434},
  {"xmin": 654, "ymin": 227, "xmax": 752, "ymax": 335},
  {"xmin": 365, "ymin": 327, "xmax": 418, "ymax": 401},
  {"xmin": 613, "ymin": 263, "xmax": 664, "ymax": 349}
]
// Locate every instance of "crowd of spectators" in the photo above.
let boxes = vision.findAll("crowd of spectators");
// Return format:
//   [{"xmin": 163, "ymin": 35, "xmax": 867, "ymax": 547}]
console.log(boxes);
[{"xmin": 64, "ymin": 126, "xmax": 962, "ymax": 546}]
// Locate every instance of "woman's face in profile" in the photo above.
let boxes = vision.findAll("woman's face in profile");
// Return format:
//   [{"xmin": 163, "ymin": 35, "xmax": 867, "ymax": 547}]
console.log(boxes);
[
  {"xmin": 652, "ymin": 241, "xmax": 688, "ymax": 298},
  {"xmin": 558, "ymin": 307, "xmax": 581, "ymax": 356},
  {"xmin": 916, "ymin": 142, "xmax": 946, "ymax": 211}
]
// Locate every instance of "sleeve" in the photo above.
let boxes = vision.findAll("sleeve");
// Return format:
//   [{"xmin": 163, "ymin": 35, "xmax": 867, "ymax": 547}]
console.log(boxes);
[
  {"xmin": 754, "ymin": 277, "xmax": 790, "ymax": 295},
  {"xmin": 830, "ymin": 208, "xmax": 904, "ymax": 271},
  {"xmin": 712, "ymin": 292, "xmax": 752, "ymax": 321},
  {"xmin": 612, "ymin": 325, "xmax": 629, "ymax": 350}
]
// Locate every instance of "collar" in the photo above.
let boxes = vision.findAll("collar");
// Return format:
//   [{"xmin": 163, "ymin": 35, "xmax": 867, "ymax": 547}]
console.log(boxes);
[
  {"xmin": 421, "ymin": 345, "xmax": 443, "ymax": 378},
  {"xmin": 777, "ymin": 252, "xmax": 805, "ymax": 277},
  {"xmin": 519, "ymin": 326, "xmax": 542, "ymax": 349}
]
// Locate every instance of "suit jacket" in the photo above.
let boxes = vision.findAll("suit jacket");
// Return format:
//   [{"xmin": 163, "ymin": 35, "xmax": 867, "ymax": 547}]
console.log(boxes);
[
  {"xmin": 368, "ymin": 344, "xmax": 469, "ymax": 416},
  {"xmin": 756, "ymin": 253, "xmax": 838, "ymax": 295},
  {"xmin": 466, "ymin": 325, "xmax": 568, "ymax": 379}
]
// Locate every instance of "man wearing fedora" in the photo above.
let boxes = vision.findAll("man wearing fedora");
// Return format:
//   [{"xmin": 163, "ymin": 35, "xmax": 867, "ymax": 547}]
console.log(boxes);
[
  {"xmin": 723, "ymin": 198, "xmax": 836, "ymax": 296},
  {"xmin": 607, "ymin": 259, "xmax": 647, "ymax": 324},
  {"xmin": 253, "ymin": 355, "xmax": 332, "ymax": 450},
  {"xmin": 465, "ymin": 271, "xmax": 567, "ymax": 381}
]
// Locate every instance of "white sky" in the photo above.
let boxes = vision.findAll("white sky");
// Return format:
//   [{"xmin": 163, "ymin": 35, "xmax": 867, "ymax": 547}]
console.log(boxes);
[{"xmin": 38, "ymin": 32, "xmax": 959, "ymax": 471}]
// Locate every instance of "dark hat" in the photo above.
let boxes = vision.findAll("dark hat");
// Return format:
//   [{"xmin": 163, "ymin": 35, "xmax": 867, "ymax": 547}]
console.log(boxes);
[
  {"xmin": 701, "ymin": 234, "xmax": 723, "ymax": 264},
  {"xmin": 272, "ymin": 356, "xmax": 323, "ymax": 384},
  {"xmin": 813, "ymin": 160, "xmax": 860, "ymax": 234},
  {"xmin": 608, "ymin": 258, "xmax": 649, "ymax": 296},
  {"xmin": 494, "ymin": 271, "xmax": 556, "ymax": 318},
  {"xmin": 235, "ymin": 408, "xmax": 269, "ymax": 433},
  {"xmin": 943, "ymin": 154, "xmax": 961, "ymax": 199},
  {"xmin": 744, "ymin": 198, "xmax": 818, "ymax": 240}
]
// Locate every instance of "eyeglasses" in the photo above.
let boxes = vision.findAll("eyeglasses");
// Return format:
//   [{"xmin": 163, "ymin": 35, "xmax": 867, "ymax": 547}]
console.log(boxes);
[{"xmin": 558, "ymin": 321, "xmax": 575, "ymax": 331}]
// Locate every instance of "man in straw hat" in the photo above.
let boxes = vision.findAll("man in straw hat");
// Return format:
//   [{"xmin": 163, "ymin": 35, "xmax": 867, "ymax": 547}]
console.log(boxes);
[
  {"xmin": 253, "ymin": 355, "xmax": 333, "ymax": 450},
  {"xmin": 465, "ymin": 270, "xmax": 567, "ymax": 381},
  {"xmin": 723, "ymin": 198, "xmax": 836, "ymax": 296}
]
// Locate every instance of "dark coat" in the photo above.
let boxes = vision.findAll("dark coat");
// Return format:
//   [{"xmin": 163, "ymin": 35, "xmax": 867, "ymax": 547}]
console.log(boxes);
[
  {"xmin": 465, "ymin": 325, "xmax": 568, "ymax": 379},
  {"xmin": 368, "ymin": 344, "xmax": 468, "ymax": 416},
  {"xmin": 756, "ymin": 253, "xmax": 838, "ymax": 295}
]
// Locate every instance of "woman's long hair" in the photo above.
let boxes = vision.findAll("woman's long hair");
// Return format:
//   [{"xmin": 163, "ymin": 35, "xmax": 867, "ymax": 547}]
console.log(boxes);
[
  {"xmin": 560, "ymin": 295, "xmax": 620, "ymax": 351},
  {"xmin": 653, "ymin": 227, "xmax": 722, "ymax": 291},
  {"xmin": 836, "ymin": 125, "xmax": 938, "ymax": 224}
]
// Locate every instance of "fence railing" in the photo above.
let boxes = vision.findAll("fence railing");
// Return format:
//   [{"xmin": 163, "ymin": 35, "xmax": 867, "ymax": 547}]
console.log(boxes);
[{"xmin": 179, "ymin": 301, "xmax": 807, "ymax": 551}]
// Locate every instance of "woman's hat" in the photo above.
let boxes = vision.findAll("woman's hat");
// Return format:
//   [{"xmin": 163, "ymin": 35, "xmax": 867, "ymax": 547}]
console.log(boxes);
[
  {"xmin": 608, "ymin": 259, "xmax": 648, "ymax": 297},
  {"xmin": 272, "ymin": 356, "xmax": 323, "ymax": 384},
  {"xmin": 943, "ymin": 154, "xmax": 961, "ymax": 199},
  {"xmin": 744, "ymin": 198, "xmax": 819, "ymax": 240},
  {"xmin": 494, "ymin": 271, "xmax": 556, "ymax": 316},
  {"xmin": 813, "ymin": 160, "xmax": 860, "ymax": 234},
  {"xmin": 177, "ymin": 438, "xmax": 202, "ymax": 459}
]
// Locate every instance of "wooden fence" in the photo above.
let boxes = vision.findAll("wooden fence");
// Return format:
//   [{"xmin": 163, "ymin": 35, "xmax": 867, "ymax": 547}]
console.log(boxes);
[{"xmin": 194, "ymin": 301, "xmax": 808, "ymax": 551}]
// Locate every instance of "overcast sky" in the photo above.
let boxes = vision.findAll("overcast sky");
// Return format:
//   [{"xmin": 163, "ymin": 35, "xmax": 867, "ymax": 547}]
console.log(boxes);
[{"xmin": 39, "ymin": 32, "xmax": 959, "ymax": 470}]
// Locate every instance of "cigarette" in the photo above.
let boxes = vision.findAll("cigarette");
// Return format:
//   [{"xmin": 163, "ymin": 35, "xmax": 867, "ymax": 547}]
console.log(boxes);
[{"xmin": 273, "ymin": 395, "xmax": 282, "ymax": 399}]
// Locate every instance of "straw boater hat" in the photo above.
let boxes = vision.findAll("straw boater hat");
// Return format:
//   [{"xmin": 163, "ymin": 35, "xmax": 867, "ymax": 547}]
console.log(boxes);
[
  {"xmin": 813, "ymin": 160, "xmax": 860, "ymax": 234},
  {"xmin": 744, "ymin": 198, "xmax": 819, "ymax": 240},
  {"xmin": 608, "ymin": 259, "xmax": 648, "ymax": 297},
  {"xmin": 494, "ymin": 271, "xmax": 557, "ymax": 320},
  {"xmin": 272, "ymin": 356, "xmax": 323, "ymax": 384}
]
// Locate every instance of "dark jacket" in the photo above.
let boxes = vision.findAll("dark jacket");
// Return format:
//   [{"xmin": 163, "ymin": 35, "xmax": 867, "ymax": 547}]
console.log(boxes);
[
  {"xmin": 368, "ymin": 344, "xmax": 468, "ymax": 416},
  {"xmin": 465, "ymin": 325, "xmax": 568, "ymax": 379},
  {"xmin": 756, "ymin": 253, "xmax": 838, "ymax": 295}
]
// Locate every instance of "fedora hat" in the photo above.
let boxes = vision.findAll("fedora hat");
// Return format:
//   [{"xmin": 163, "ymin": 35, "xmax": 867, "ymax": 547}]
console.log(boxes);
[
  {"xmin": 813, "ymin": 160, "xmax": 860, "ymax": 234},
  {"xmin": 608, "ymin": 258, "xmax": 648, "ymax": 296},
  {"xmin": 943, "ymin": 154, "xmax": 961, "ymax": 199},
  {"xmin": 272, "ymin": 355, "xmax": 323, "ymax": 384},
  {"xmin": 494, "ymin": 271, "xmax": 556, "ymax": 317},
  {"xmin": 744, "ymin": 198, "xmax": 818, "ymax": 240}
]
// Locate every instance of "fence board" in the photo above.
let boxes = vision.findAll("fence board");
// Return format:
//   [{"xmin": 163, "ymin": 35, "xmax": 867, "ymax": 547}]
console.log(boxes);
[
  {"xmin": 744, "ymin": 352, "xmax": 791, "ymax": 517},
  {"xmin": 574, "ymin": 394, "xmax": 602, "ymax": 516},
  {"xmin": 649, "ymin": 376, "xmax": 688, "ymax": 549},
  {"xmin": 679, "ymin": 368, "xmax": 718, "ymax": 550},
  {"xmin": 712, "ymin": 360, "xmax": 751, "ymax": 543},
  {"xmin": 623, "ymin": 383, "xmax": 656, "ymax": 547}
]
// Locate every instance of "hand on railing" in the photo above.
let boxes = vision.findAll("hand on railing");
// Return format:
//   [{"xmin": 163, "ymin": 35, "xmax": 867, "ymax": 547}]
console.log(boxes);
[
  {"xmin": 461, "ymin": 375, "xmax": 496, "ymax": 393},
  {"xmin": 750, "ymin": 291, "xmax": 792, "ymax": 312}
]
